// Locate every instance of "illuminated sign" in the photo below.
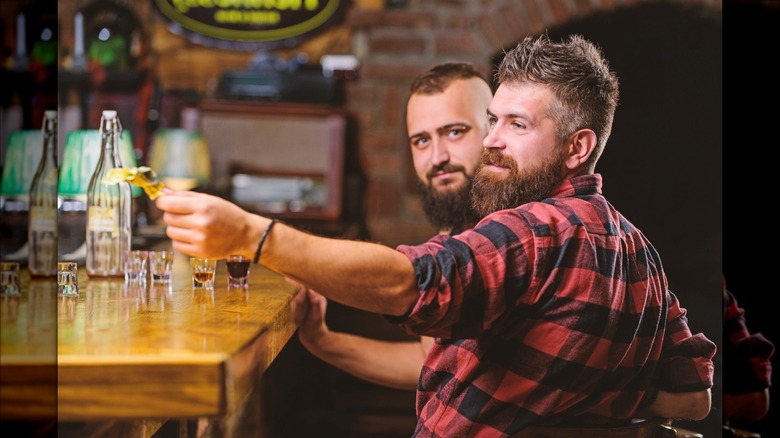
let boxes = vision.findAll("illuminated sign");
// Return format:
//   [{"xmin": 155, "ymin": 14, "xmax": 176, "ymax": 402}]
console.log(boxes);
[{"xmin": 153, "ymin": 0, "xmax": 346, "ymax": 50}]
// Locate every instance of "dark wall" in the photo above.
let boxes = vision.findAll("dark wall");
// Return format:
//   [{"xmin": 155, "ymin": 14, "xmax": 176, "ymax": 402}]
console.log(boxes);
[
  {"xmin": 544, "ymin": 3, "xmax": 723, "ymax": 436},
  {"xmin": 723, "ymin": 1, "xmax": 780, "ymax": 436}
]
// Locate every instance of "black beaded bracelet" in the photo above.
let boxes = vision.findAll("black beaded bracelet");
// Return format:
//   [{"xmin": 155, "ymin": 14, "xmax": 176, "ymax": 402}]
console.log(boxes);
[{"xmin": 253, "ymin": 218, "xmax": 279, "ymax": 264}]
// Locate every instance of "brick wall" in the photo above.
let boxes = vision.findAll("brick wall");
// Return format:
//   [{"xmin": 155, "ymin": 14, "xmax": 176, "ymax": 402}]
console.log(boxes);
[{"xmin": 341, "ymin": 0, "xmax": 721, "ymax": 246}]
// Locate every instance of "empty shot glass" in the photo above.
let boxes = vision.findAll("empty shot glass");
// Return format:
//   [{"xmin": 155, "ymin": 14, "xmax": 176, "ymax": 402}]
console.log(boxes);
[
  {"xmin": 57, "ymin": 262, "xmax": 79, "ymax": 296},
  {"xmin": 149, "ymin": 250, "xmax": 174, "ymax": 282},
  {"xmin": 225, "ymin": 255, "xmax": 250, "ymax": 288},
  {"xmin": 190, "ymin": 257, "xmax": 217, "ymax": 289},
  {"xmin": 1, "ymin": 262, "xmax": 21, "ymax": 296},
  {"xmin": 123, "ymin": 250, "xmax": 149, "ymax": 283}
]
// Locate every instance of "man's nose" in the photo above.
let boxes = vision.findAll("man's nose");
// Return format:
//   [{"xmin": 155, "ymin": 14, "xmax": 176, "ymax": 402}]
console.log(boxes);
[
  {"xmin": 430, "ymin": 139, "xmax": 450, "ymax": 166},
  {"xmin": 483, "ymin": 126, "xmax": 505, "ymax": 150}
]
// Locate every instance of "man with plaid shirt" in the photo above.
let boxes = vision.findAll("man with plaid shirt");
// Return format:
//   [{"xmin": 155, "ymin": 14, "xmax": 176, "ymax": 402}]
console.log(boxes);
[{"xmin": 157, "ymin": 34, "xmax": 716, "ymax": 436}]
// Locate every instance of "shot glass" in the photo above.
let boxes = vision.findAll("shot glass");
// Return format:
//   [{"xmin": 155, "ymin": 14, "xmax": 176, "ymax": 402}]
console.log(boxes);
[
  {"xmin": 225, "ymin": 255, "xmax": 250, "ymax": 288},
  {"xmin": 149, "ymin": 250, "xmax": 174, "ymax": 282},
  {"xmin": 57, "ymin": 262, "xmax": 79, "ymax": 296},
  {"xmin": 190, "ymin": 257, "xmax": 217, "ymax": 289},
  {"xmin": 123, "ymin": 250, "xmax": 149, "ymax": 283},
  {"xmin": 1, "ymin": 262, "xmax": 21, "ymax": 296}
]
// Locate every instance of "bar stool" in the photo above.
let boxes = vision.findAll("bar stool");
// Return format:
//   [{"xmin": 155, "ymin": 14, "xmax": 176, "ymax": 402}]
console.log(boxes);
[
  {"xmin": 723, "ymin": 423, "xmax": 762, "ymax": 438},
  {"xmin": 674, "ymin": 424, "xmax": 705, "ymax": 438}
]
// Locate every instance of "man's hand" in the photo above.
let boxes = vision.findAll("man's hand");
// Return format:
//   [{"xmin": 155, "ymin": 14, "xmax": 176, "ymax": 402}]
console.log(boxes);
[
  {"xmin": 155, "ymin": 189, "xmax": 263, "ymax": 259},
  {"xmin": 293, "ymin": 287, "xmax": 330, "ymax": 349}
]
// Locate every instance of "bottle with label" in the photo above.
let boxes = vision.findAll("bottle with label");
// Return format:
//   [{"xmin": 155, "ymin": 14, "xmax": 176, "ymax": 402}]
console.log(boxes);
[
  {"xmin": 27, "ymin": 110, "xmax": 59, "ymax": 277},
  {"xmin": 86, "ymin": 110, "xmax": 132, "ymax": 278}
]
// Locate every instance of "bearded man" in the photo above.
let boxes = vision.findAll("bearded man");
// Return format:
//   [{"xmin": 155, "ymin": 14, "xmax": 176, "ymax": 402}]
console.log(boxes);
[{"xmin": 157, "ymin": 35, "xmax": 715, "ymax": 436}]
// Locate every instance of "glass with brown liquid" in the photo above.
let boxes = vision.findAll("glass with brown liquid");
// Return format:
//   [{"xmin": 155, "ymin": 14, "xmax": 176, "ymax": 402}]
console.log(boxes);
[{"xmin": 190, "ymin": 257, "xmax": 217, "ymax": 289}]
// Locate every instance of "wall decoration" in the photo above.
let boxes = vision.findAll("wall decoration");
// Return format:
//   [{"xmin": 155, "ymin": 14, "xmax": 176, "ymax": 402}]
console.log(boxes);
[{"xmin": 152, "ymin": 0, "xmax": 348, "ymax": 50}]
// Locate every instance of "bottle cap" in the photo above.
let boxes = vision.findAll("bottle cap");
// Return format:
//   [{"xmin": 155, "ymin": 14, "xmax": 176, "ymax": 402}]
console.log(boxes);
[
  {"xmin": 102, "ymin": 110, "xmax": 118, "ymax": 119},
  {"xmin": 44, "ymin": 110, "xmax": 57, "ymax": 118}
]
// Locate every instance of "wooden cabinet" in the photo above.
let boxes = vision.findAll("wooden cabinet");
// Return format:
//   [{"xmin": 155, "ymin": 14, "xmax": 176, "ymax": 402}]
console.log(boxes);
[{"xmin": 200, "ymin": 100, "xmax": 346, "ymax": 222}]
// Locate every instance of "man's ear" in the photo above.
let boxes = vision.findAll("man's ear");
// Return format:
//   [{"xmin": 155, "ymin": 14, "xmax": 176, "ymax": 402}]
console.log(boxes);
[{"xmin": 565, "ymin": 129, "xmax": 597, "ymax": 170}]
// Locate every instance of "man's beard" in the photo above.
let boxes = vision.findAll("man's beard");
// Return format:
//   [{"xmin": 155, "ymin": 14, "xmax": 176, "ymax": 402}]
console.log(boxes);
[
  {"xmin": 470, "ymin": 148, "xmax": 566, "ymax": 217},
  {"xmin": 418, "ymin": 169, "xmax": 480, "ymax": 233}
]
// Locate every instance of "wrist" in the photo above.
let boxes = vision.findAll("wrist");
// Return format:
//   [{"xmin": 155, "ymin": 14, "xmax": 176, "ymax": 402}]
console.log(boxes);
[
  {"xmin": 298, "ymin": 323, "xmax": 331, "ymax": 352},
  {"xmin": 253, "ymin": 218, "xmax": 279, "ymax": 264}
]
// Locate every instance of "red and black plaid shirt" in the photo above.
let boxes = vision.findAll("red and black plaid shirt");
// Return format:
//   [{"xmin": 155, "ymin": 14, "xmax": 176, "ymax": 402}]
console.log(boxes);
[
  {"xmin": 393, "ymin": 174, "xmax": 716, "ymax": 437},
  {"xmin": 723, "ymin": 281, "xmax": 774, "ymax": 393}
]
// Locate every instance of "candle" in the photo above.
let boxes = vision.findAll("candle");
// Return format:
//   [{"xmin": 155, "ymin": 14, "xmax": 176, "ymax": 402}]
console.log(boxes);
[
  {"xmin": 16, "ymin": 13, "xmax": 26, "ymax": 56},
  {"xmin": 74, "ymin": 12, "xmax": 84, "ymax": 56}
]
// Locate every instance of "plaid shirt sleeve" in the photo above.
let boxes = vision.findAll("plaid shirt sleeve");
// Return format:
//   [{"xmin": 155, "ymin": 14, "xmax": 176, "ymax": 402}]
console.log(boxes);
[
  {"xmin": 648, "ymin": 290, "xmax": 717, "ymax": 393},
  {"xmin": 723, "ymin": 283, "xmax": 774, "ymax": 392}
]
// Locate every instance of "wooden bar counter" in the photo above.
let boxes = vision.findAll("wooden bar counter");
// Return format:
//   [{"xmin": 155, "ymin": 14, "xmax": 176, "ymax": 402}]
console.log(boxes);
[{"xmin": 0, "ymin": 250, "xmax": 300, "ymax": 437}]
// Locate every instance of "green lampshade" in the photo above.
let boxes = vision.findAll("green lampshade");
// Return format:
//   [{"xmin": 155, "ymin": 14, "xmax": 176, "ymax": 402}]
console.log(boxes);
[
  {"xmin": 1, "ymin": 130, "xmax": 43, "ymax": 198},
  {"xmin": 148, "ymin": 129, "xmax": 211, "ymax": 191},
  {"xmin": 58, "ymin": 129, "xmax": 140, "ymax": 198}
]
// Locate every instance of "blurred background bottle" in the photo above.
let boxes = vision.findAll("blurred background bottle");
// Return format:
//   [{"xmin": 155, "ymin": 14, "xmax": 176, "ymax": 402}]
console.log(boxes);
[
  {"xmin": 27, "ymin": 110, "xmax": 58, "ymax": 277},
  {"xmin": 85, "ymin": 110, "xmax": 131, "ymax": 278}
]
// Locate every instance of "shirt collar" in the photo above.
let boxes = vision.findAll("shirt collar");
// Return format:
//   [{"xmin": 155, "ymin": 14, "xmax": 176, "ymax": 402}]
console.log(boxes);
[{"xmin": 548, "ymin": 173, "xmax": 603, "ymax": 199}]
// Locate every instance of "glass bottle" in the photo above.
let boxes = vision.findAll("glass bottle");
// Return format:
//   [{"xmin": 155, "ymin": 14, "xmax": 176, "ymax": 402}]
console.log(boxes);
[
  {"xmin": 86, "ymin": 110, "xmax": 132, "ymax": 278},
  {"xmin": 27, "ymin": 110, "xmax": 59, "ymax": 277}
]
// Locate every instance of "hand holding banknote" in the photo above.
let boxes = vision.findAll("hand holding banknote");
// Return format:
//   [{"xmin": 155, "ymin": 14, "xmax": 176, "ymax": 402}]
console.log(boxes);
[{"xmin": 102, "ymin": 166, "xmax": 166, "ymax": 199}]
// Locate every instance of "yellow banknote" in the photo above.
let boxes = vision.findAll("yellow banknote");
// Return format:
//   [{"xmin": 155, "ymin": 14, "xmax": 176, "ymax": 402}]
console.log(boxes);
[{"xmin": 102, "ymin": 166, "xmax": 165, "ymax": 200}]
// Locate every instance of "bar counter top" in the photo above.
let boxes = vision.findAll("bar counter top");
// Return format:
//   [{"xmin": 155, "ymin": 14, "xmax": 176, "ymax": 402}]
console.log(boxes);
[{"xmin": 1, "ymin": 250, "xmax": 300, "ymax": 436}]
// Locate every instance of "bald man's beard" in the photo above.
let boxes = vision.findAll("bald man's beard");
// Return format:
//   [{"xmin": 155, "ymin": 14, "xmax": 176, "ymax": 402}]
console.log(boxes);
[
  {"xmin": 418, "ymin": 174, "xmax": 480, "ymax": 234},
  {"xmin": 471, "ymin": 148, "xmax": 566, "ymax": 217}
]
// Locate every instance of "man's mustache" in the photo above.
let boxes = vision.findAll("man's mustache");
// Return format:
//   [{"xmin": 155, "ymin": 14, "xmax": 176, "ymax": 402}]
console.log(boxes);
[
  {"xmin": 427, "ymin": 164, "xmax": 467, "ymax": 180},
  {"xmin": 479, "ymin": 149, "xmax": 515, "ymax": 169}
]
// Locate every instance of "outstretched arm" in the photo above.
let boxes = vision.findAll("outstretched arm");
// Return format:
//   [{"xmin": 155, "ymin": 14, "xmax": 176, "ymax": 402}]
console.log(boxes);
[{"xmin": 156, "ymin": 190, "xmax": 420, "ymax": 316}]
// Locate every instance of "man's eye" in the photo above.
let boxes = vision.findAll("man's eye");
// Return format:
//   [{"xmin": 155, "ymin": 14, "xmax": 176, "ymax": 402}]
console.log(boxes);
[
  {"xmin": 447, "ymin": 129, "xmax": 465, "ymax": 138},
  {"xmin": 412, "ymin": 138, "xmax": 430, "ymax": 149}
]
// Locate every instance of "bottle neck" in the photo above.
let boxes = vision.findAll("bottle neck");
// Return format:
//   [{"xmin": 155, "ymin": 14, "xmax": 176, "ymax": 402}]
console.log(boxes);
[
  {"xmin": 41, "ymin": 116, "xmax": 58, "ymax": 164},
  {"xmin": 99, "ymin": 116, "xmax": 123, "ymax": 165}
]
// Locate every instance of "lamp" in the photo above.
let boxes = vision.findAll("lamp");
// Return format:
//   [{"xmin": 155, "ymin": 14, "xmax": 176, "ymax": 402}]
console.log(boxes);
[
  {"xmin": 1, "ymin": 130, "xmax": 42, "ymax": 197},
  {"xmin": 57, "ymin": 129, "xmax": 138, "ymax": 260},
  {"xmin": 147, "ymin": 129, "xmax": 211, "ymax": 191},
  {"xmin": 58, "ymin": 129, "xmax": 139, "ymax": 199},
  {"xmin": 0, "ymin": 130, "xmax": 42, "ymax": 261}
]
